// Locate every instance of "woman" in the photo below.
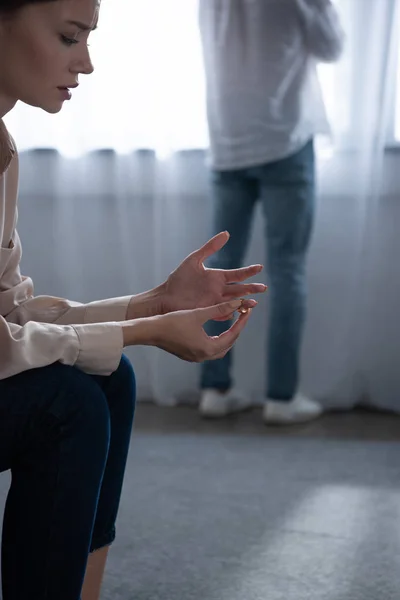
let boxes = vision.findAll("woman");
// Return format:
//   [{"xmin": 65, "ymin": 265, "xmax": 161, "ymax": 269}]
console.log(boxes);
[{"xmin": 0, "ymin": 1, "xmax": 266, "ymax": 599}]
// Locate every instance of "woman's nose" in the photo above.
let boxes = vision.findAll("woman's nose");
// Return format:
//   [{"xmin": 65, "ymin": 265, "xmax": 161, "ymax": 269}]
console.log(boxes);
[{"xmin": 72, "ymin": 47, "xmax": 95, "ymax": 76}]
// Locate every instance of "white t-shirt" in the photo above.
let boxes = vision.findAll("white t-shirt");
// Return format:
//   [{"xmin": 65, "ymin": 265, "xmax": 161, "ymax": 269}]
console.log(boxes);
[{"xmin": 198, "ymin": 0, "xmax": 344, "ymax": 170}]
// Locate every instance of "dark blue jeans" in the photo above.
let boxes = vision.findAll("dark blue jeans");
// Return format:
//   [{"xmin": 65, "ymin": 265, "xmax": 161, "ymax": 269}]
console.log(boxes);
[
  {"xmin": 0, "ymin": 355, "xmax": 136, "ymax": 600},
  {"xmin": 201, "ymin": 140, "xmax": 315, "ymax": 400}
]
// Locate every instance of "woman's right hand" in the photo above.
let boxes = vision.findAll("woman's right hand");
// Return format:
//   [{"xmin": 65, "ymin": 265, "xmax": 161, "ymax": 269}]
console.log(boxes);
[{"xmin": 122, "ymin": 299, "xmax": 254, "ymax": 362}]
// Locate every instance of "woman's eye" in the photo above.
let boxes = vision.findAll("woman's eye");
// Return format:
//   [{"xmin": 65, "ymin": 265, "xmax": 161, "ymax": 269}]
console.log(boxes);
[{"xmin": 61, "ymin": 35, "xmax": 79, "ymax": 47}]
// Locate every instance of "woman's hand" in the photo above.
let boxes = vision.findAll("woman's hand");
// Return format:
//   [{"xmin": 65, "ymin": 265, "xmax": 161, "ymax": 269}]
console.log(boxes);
[
  {"xmin": 122, "ymin": 299, "xmax": 253, "ymax": 362},
  {"xmin": 159, "ymin": 231, "xmax": 267, "ymax": 314}
]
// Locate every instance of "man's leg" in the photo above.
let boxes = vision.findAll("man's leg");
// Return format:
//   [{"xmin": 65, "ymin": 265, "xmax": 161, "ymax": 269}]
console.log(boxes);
[
  {"xmin": 200, "ymin": 168, "xmax": 258, "ymax": 415},
  {"xmin": 258, "ymin": 140, "xmax": 322, "ymax": 423}
]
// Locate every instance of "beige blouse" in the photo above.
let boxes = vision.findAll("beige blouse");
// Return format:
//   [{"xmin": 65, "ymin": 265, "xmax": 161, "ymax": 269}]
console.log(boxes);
[{"xmin": 0, "ymin": 119, "xmax": 132, "ymax": 380}]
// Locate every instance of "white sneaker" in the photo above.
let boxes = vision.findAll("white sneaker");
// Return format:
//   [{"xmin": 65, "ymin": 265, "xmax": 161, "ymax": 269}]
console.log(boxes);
[
  {"xmin": 199, "ymin": 388, "xmax": 251, "ymax": 418},
  {"xmin": 263, "ymin": 393, "xmax": 323, "ymax": 425}
]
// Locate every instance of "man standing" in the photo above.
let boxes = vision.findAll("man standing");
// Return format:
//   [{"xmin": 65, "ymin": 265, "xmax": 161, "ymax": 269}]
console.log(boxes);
[{"xmin": 199, "ymin": 0, "xmax": 344, "ymax": 424}]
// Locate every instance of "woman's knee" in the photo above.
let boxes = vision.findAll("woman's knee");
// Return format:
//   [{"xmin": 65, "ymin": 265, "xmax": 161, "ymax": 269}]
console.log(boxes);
[
  {"xmin": 46, "ymin": 363, "xmax": 111, "ymax": 455},
  {"xmin": 116, "ymin": 354, "xmax": 136, "ymax": 391},
  {"xmin": 107, "ymin": 354, "xmax": 137, "ymax": 421}
]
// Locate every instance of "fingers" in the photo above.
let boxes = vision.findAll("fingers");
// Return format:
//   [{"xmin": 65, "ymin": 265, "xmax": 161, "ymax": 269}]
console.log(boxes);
[
  {"xmin": 223, "ymin": 283, "xmax": 267, "ymax": 298},
  {"xmin": 238, "ymin": 298, "xmax": 258, "ymax": 311},
  {"xmin": 208, "ymin": 309, "xmax": 252, "ymax": 357},
  {"xmin": 220, "ymin": 264, "xmax": 263, "ymax": 283},
  {"xmin": 191, "ymin": 231, "xmax": 230, "ymax": 263},
  {"xmin": 198, "ymin": 299, "xmax": 242, "ymax": 324},
  {"xmin": 212, "ymin": 298, "xmax": 258, "ymax": 321}
]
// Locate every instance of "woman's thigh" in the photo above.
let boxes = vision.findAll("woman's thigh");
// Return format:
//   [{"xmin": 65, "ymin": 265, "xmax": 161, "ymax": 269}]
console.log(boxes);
[
  {"xmin": 0, "ymin": 361, "xmax": 111, "ymax": 473},
  {"xmin": 0, "ymin": 362, "xmax": 112, "ymax": 600}
]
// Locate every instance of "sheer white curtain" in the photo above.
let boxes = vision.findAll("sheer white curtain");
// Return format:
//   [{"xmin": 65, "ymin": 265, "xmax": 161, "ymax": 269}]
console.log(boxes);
[
  {"xmin": 5, "ymin": 0, "xmax": 400, "ymax": 411},
  {"xmin": 5, "ymin": 0, "xmax": 209, "ymax": 157},
  {"xmin": 304, "ymin": 0, "xmax": 400, "ymax": 411}
]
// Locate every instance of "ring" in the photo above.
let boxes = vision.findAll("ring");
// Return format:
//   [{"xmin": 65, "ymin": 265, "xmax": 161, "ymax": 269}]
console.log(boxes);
[{"xmin": 238, "ymin": 299, "xmax": 249, "ymax": 314}]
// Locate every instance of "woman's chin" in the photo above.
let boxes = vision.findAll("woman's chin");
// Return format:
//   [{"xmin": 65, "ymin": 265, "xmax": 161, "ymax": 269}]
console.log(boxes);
[
  {"xmin": 42, "ymin": 104, "xmax": 64, "ymax": 114},
  {"xmin": 22, "ymin": 95, "xmax": 64, "ymax": 114}
]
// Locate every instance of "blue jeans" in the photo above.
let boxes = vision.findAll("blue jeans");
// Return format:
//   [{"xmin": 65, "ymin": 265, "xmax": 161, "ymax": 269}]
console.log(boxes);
[
  {"xmin": 0, "ymin": 355, "xmax": 136, "ymax": 600},
  {"xmin": 201, "ymin": 140, "xmax": 315, "ymax": 400}
]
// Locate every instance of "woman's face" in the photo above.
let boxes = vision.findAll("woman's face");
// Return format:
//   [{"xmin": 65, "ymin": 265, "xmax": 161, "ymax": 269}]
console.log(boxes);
[{"xmin": 0, "ymin": 0, "xmax": 100, "ymax": 114}]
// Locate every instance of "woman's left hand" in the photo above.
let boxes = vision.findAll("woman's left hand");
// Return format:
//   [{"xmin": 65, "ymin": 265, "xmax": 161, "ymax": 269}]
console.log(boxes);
[{"xmin": 159, "ymin": 231, "xmax": 267, "ymax": 315}]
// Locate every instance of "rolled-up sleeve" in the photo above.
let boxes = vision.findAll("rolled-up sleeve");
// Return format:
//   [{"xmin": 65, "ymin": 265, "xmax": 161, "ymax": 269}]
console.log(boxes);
[
  {"xmin": 296, "ymin": 0, "xmax": 345, "ymax": 62},
  {"xmin": 0, "ymin": 317, "xmax": 124, "ymax": 380}
]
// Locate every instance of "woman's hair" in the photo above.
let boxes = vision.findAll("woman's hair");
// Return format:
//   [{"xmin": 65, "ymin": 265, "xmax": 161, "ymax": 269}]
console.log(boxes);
[{"xmin": 0, "ymin": 0, "xmax": 57, "ymax": 13}]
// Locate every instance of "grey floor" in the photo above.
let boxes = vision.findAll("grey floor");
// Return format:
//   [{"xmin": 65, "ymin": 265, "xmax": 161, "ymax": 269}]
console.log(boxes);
[
  {"xmin": 103, "ymin": 406, "xmax": 400, "ymax": 600},
  {"xmin": 1, "ymin": 406, "xmax": 400, "ymax": 599}
]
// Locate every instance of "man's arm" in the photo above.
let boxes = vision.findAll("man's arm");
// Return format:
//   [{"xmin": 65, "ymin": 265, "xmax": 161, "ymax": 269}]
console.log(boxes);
[{"xmin": 295, "ymin": 0, "xmax": 345, "ymax": 62}]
